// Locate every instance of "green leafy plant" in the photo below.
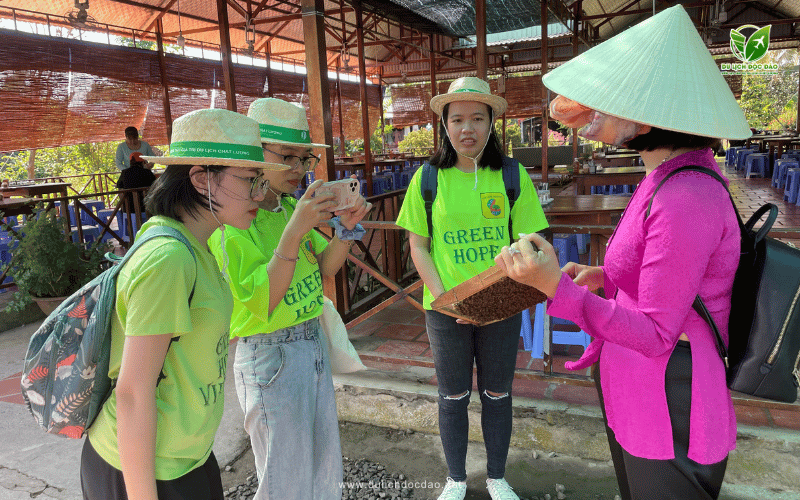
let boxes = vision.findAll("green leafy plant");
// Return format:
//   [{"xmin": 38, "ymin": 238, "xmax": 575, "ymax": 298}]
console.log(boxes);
[
  {"xmin": 1, "ymin": 206, "xmax": 110, "ymax": 312},
  {"xmin": 398, "ymin": 128, "xmax": 434, "ymax": 155}
]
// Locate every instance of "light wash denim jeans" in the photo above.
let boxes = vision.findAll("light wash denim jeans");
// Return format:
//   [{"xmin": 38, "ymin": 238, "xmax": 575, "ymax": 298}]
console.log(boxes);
[{"xmin": 234, "ymin": 317, "xmax": 342, "ymax": 500}]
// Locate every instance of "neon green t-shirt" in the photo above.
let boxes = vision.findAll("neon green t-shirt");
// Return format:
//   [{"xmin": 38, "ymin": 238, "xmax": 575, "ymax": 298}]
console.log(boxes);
[
  {"xmin": 88, "ymin": 216, "xmax": 233, "ymax": 480},
  {"xmin": 396, "ymin": 162, "xmax": 549, "ymax": 309},
  {"xmin": 208, "ymin": 196, "xmax": 330, "ymax": 337}
]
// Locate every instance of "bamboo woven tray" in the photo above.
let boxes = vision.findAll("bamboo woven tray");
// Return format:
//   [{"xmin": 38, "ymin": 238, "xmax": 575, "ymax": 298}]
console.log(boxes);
[{"xmin": 430, "ymin": 265, "xmax": 547, "ymax": 326}]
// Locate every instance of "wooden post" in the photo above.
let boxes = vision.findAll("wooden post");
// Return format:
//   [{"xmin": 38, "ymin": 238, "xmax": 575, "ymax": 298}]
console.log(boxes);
[
  {"xmin": 355, "ymin": 0, "xmax": 373, "ymax": 195},
  {"xmin": 572, "ymin": 0, "xmax": 581, "ymax": 160},
  {"xmin": 336, "ymin": 63, "xmax": 346, "ymax": 156},
  {"xmin": 216, "ymin": 0, "xmax": 237, "ymax": 111},
  {"xmin": 379, "ymin": 80, "xmax": 385, "ymax": 154},
  {"xmin": 476, "ymin": 0, "xmax": 487, "ymax": 79},
  {"xmin": 156, "ymin": 20, "xmax": 173, "ymax": 142},
  {"xmin": 27, "ymin": 149, "xmax": 36, "ymax": 180},
  {"xmin": 301, "ymin": 0, "xmax": 344, "ymax": 309},
  {"xmin": 265, "ymin": 41, "xmax": 273, "ymax": 97},
  {"xmin": 541, "ymin": 0, "xmax": 549, "ymax": 183},
  {"xmin": 429, "ymin": 34, "xmax": 438, "ymax": 147}
]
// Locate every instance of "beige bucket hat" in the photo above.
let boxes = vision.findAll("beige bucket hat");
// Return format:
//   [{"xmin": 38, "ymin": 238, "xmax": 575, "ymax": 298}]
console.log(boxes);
[
  {"xmin": 430, "ymin": 77, "xmax": 508, "ymax": 117},
  {"xmin": 247, "ymin": 98, "xmax": 330, "ymax": 148},
  {"xmin": 142, "ymin": 108, "xmax": 285, "ymax": 170},
  {"xmin": 542, "ymin": 5, "xmax": 751, "ymax": 140}
]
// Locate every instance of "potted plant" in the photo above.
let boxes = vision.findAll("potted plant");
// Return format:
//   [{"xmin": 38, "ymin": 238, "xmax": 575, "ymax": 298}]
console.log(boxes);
[{"xmin": 1, "ymin": 205, "xmax": 110, "ymax": 315}]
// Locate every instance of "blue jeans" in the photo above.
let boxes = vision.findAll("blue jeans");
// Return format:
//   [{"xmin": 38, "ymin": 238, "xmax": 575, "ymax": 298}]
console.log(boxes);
[
  {"xmin": 234, "ymin": 317, "xmax": 342, "ymax": 500},
  {"xmin": 425, "ymin": 310, "xmax": 522, "ymax": 481}
]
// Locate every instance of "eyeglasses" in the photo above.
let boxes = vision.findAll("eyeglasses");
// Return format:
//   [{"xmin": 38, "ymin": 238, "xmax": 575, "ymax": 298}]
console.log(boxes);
[
  {"xmin": 221, "ymin": 171, "xmax": 270, "ymax": 199},
  {"xmin": 263, "ymin": 147, "xmax": 320, "ymax": 172}
]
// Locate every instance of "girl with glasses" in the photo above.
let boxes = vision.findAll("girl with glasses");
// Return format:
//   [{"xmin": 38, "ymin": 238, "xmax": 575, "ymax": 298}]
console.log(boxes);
[{"xmin": 208, "ymin": 98, "xmax": 371, "ymax": 500}]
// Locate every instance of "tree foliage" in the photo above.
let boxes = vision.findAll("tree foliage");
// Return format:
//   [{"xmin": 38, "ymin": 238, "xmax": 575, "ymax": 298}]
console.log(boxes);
[
  {"xmin": 397, "ymin": 128, "xmax": 434, "ymax": 155},
  {"xmin": 495, "ymin": 121, "xmax": 522, "ymax": 155},
  {"xmin": 0, "ymin": 142, "xmax": 122, "ymax": 181},
  {"xmin": 739, "ymin": 49, "xmax": 798, "ymax": 130}
]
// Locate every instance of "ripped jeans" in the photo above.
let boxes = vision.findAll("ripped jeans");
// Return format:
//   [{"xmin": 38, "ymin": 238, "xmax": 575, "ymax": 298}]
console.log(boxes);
[{"xmin": 425, "ymin": 309, "xmax": 522, "ymax": 481}]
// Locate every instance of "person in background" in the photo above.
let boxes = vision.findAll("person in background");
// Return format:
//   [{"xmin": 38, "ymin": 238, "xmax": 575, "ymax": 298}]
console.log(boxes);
[
  {"xmin": 495, "ymin": 6, "xmax": 749, "ymax": 499},
  {"xmin": 81, "ymin": 108, "xmax": 283, "ymax": 500},
  {"xmin": 116, "ymin": 152, "xmax": 157, "ymax": 214},
  {"xmin": 396, "ymin": 77, "xmax": 549, "ymax": 500},
  {"xmin": 116, "ymin": 126, "xmax": 156, "ymax": 170},
  {"xmin": 209, "ymin": 98, "xmax": 371, "ymax": 500}
]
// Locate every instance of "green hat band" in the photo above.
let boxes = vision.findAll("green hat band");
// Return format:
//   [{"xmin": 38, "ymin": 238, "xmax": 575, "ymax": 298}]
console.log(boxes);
[
  {"xmin": 169, "ymin": 141, "xmax": 264, "ymax": 161},
  {"xmin": 452, "ymin": 88, "xmax": 485, "ymax": 95},
  {"xmin": 259, "ymin": 123, "xmax": 311, "ymax": 144}
]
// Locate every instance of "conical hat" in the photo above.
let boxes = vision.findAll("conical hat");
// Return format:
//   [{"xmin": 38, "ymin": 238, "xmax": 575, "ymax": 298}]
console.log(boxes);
[
  {"xmin": 542, "ymin": 5, "xmax": 751, "ymax": 140},
  {"xmin": 247, "ymin": 98, "xmax": 329, "ymax": 148},
  {"xmin": 142, "ymin": 109, "xmax": 285, "ymax": 170}
]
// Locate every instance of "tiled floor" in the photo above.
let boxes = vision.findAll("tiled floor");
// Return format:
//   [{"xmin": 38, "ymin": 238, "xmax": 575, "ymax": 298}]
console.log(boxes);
[{"xmin": 354, "ymin": 158, "xmax": 800, "ymax": 431}]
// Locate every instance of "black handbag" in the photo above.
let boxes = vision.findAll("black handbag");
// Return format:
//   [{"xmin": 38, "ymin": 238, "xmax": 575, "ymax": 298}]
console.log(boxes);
[{"xmin": 650, "ymin": 166, "xmax": 800, "ymax": 403}]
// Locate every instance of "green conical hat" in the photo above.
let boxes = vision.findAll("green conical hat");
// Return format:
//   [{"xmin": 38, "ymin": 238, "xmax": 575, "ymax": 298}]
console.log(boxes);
[{"xmin": 542, "ymin": 5, "xmax": 751, "ymax": 140}]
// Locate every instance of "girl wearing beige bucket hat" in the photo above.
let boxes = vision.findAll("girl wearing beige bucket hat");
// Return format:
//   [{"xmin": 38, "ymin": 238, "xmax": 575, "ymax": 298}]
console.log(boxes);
[
  {"xmin": 496, "ymin": 6, "xmax": 748, "ymax": 499},
  {"xmin": 208, "ymin": 97, "xmax": 371, "ymax": 500},
  {"xmin": 397, "ymin": 77, "xmax": 549, "ymax": 500},
  {"xmin": 81, "ymin": 108, "xmax": 282, "ymax": 500}
]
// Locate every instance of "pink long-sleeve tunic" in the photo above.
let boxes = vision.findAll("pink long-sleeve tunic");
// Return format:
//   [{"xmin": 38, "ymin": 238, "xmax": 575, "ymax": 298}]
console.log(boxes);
[{"xmin": 548, "ymin": 149, "xmax": 739, "ymax": 464}]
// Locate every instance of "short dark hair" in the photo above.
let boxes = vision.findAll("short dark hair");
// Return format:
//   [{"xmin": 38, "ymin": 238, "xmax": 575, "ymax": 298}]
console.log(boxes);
[
  {"xmin": 429, "ymin": 103, "xmax": 505, "ymax": 170},
  {"xmin": 625, "ymin": 126, "xmax": 721, "ymax": 152},
  {"xmin": 124, "ymin": 126, "xmax": 139, "ymax": 139},
  {"xmin": 144, "ymin": 164, "xmax": 225, "ymax": 222}
]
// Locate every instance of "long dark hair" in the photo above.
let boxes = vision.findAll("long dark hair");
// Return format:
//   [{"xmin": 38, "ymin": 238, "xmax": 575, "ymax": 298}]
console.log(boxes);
[
  {"xmin": 144, "ymin": 164, "xmax": 225, "ymax": 222},
  {"xmin": 429, "ymin": 102, "xmax": 505, "ymax": 170}
]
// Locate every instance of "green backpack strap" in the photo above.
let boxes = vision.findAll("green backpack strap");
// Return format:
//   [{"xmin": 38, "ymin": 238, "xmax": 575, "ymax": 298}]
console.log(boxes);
[{"xmin": 107, "ymin": 226, "xmax": 198, "ymax": 303}]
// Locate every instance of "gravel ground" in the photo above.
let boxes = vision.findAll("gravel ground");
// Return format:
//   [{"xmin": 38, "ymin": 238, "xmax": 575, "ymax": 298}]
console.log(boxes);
[{"xmin": 220, "ymin": 422, "xmax": 624, "ymax": 500}]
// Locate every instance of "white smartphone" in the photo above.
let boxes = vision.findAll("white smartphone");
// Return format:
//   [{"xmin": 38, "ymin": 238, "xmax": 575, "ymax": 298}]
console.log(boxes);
[{"xmin": 317, "ymin": 178, "xmax": 361, "ymax": 211}]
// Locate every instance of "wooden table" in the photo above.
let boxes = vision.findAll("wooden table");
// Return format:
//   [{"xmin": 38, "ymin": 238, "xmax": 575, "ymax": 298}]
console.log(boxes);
[
  {"xmin": 0, "ymin": 182, "xmax": 71, "ymax": 199},
  {"xmin": 402, "ymin": 154, "xmax": 430, "ymax": 166},
  {"xmin": 543, "ymin": 195, "xmax": 628, "ymax": 226},
  {"xmin": 334, "ymin": 161, "xmax": 366, "ymax": 175},
  {"xmin": 543, "ymin": 195, "xmax": 630, "ymax": 267},
  {"xmin": 593, "ymin": 153, "xmax": 641, "ymax": 168},
  {"xmin": 373, "ymin": 159, "xmax": 406, "ymax": 172},
  {"xmin": 0, "ymin": 197, "xmax": 42, "ymax": 218},
  {"xmin": 760, "ymin": 136, "xmax": 800, "ymax": 166},
  {"xmin": 572, "ymin": 167, "xmax": 646, "ymax": 195}
]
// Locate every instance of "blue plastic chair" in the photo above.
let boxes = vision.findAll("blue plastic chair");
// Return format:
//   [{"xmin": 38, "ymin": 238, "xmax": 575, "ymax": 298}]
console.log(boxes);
[
  {"xmin": 785, "ymin": 168, "xmax": 800, "ymax": 204},
  {"xmin": 120, "ymin": 213, "xmax": 149, "ymax": 243},
  {"xmin": 521, "ymin": 235, "xmax": 590, "ymax": 358},
  {"xmin": 773, "ymin": 159, "xmax": 798, "ymax": 189},
  {"xmin": 725, "ymin": 147, "xmax": 745, "ymax": 167},
  {"xmin": 735, "ymin": 149, "xmax": 756, "ymax": 171},
  {"xmin": 744, "ymin": 153, "xmax": 769, "ymax": 178}
]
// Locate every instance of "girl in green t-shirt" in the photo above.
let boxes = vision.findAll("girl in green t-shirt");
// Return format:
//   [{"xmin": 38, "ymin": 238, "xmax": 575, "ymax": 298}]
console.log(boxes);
[
  {"xmin": 396, "ymin": 78, "xmax": 548, "ymax": 500},
  {"xmin": 209, "ymin": 98, "xmax": 371, "ymax": 500},
  {"xmin": 81, "ymin": 109, "xmax": 282, "ymax": 500}
]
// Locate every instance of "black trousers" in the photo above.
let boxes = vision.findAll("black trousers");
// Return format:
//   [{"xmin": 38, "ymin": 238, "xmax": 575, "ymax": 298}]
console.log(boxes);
[
  {"xmin": 594, "ymin": 341, "xmax": 728, "ymax": 500},
  {"xmin": 81, "ymin": 438, "xmax": 224, "ymax": 500}
]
